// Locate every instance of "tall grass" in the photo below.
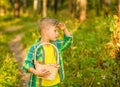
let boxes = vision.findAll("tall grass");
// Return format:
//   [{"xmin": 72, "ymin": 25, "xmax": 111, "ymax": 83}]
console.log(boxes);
[
  {"xmin": 21, "ymin": 15, "xmax": 120, "ymax": 87},
  {"xmin": 1, "ymin": 10, "xmax": 119, "ymax": 87},
  {"xmin": 0, "ymin": 30, "xmax": 20, "ymax": 86},
  {"xmin": 0, "ymin": 17, "xmax": 36, "ymax": 86}
]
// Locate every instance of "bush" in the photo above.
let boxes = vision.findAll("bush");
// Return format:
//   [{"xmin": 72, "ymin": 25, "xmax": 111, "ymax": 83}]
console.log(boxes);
[{"xmin": 0, "ymin": 54, "xmax": 20, "ymax": 87}]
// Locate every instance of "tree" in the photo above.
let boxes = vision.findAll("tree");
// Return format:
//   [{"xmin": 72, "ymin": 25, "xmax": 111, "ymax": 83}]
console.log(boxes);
[
  {"xmin": 54, "ymin": 0, "xmax": 58, "ymax": 14},
  {"xmin": 76, "ymin": 0, "xmax": 87, "ymax": 23},
  {"xmin": 23, "ymin": 0, "xmax": 27, "ymax": 13},
  {"xmin": 0, "ymin": 0, "xmax": 10, "ymax": 16},
  {"xmin": 34, "ymin": 0, "xmax": 38, "ymax": 11},
  {"xmin": 60, "ymin": 0, "xmax": 64, "ymax": 8},
  {"xmin": 69, "ymin": 0, "xmax": 74, "ymax": 14},
  {"xmin": 119, "ymin": 0, "xmax": 120, "ymax": 22},
  {"xmin": 33, "ymin": 0, "xmax": 42, "ymax": 14},
  {"xmin": 96, "ymin": 0, "xmax": 103, "ymax": 16},
  {"xmin": 103, "ymin": 0, "xmax": 111, "ymax": 16},
  {"xmin": 14, "ymin": 0, "xmax": 20, "ymax": 17},
  {"xmin": 43, "ymin": 0, "xmax": 47, "ymax": 17},
  {"xmin": 37, "ymin": 0, "xmax": 42, "ymax": 14}
]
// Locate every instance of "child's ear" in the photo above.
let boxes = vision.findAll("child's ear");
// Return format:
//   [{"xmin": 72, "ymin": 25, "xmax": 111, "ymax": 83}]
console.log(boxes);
[
  {"xmin": 44, "ymin": 29, "xmax": 49, "ymax": 35},
  {"xmin": 41, "ymin": 29, "xmax": 46, "ymax": 35}
]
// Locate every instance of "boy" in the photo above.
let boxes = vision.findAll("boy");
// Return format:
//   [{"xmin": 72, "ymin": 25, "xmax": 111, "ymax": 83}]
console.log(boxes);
[{"xmin": 23, "ymin": 18, "xmax": 73, "ymax": 87}]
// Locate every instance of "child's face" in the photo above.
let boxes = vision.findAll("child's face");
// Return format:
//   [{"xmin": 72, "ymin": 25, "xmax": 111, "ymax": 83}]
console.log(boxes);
[{"xmin": 46, "ymin": 25, "xmax": 59, "ymax": 41}]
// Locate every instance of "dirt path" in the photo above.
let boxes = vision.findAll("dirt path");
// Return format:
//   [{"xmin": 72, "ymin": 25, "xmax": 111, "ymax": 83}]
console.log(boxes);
[
  {"xmin": 5, "ymin": 26, "xmax": 24, "ymax": 32},
  {"xmin": 8, "ymin": 27, "xmax": 29, "ymax": 87}
]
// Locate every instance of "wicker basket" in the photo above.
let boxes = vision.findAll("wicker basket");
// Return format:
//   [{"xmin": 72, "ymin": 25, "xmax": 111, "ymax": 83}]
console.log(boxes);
[
  {"xmin": 34, "ymin": 43, "xmax": 59, "ymax": 80},
  {"xmin": 35, "ymin": 63, "xmax": 58, "ymax": 80}
]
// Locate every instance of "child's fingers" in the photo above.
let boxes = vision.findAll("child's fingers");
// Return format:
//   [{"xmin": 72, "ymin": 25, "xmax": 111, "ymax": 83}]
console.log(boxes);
[
  {"xmin": 57, "ymin": 24, "xmax": 66, "ymax": 30},
  {"xmin": 37, "ymin": 70, "xmax": 50, "ymax": 77},
  {"xmin": 42, "ymin": 69, "xmax": 50, "ymax": 75},
  {"xmin": 41, "ymin": 71, "xmax": 51, "ymax": 78},
  {"xmin": 57, "ymin": 23, "xmax": 64, "ymax": 27},
  {"xmin": 53, "ymin": 64, "xmax": 60, "ymax": 69}
]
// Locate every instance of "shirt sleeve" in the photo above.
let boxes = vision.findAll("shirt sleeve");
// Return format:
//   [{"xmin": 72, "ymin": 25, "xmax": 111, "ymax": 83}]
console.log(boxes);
[
  {"xmin": 22, "ymin": 45, "xmax": 35, "ymax": 73},
  {"xmin": 56, "ymin": 34, "xmax": 73, "ymax": 51}
]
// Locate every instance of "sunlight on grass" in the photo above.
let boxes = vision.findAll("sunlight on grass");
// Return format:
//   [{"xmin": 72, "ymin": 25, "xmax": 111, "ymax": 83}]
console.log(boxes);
[
  {"xmin": 0, "ymin": 54, "xmax": 20, "ymax": 87},
  {"xmin": 0, "ymin": 5, "xmax": 120, "ymax": 86}
]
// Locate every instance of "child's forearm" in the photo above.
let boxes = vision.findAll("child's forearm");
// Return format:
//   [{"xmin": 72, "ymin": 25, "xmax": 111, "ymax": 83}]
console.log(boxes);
[
  {"xmin": 63, "ymin": 28, "xmax": 72, "ymax": 37},
  {"xmin": 27, "ymin": 68, "xmax": 42, "ymax": 77},
  {"xmin": 57, "ymin": 23, "xmax": 72, "ymax": 36},
  {"xmin": 27, "ymin": 68, "xmax": 50, "ymax": 77},
  {"xmin": 27, "ymin": 68, "xmax": 38, "ymax": 75}
]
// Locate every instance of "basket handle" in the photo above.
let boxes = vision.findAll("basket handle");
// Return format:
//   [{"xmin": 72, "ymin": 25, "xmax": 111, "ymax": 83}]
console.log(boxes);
[{"xmin": 34, "ymin": 43, "xmax": 60, "ymax": 65}]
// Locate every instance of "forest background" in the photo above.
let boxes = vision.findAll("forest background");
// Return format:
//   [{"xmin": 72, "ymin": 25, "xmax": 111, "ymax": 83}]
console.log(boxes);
[{"xmin": 0, "ymin": 0, "xmax": 120, "ymax": 87}]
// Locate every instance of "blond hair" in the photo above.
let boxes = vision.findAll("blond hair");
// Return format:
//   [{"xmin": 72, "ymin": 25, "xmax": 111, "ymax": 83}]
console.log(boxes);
[{"xmin": 38, "ymin": 18, "xmax": 59, "ymax": 34}]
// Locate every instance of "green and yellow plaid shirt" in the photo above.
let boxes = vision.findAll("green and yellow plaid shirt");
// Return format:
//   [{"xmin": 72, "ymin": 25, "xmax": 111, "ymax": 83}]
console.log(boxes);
[{"xmin": 23, "ymin": 35, "xmax": 73, "ymax": 87}]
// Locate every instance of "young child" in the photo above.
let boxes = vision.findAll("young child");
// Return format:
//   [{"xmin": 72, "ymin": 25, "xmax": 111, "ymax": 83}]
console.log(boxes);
[{"xmin": 23, "ymin": 18, "xmax": 73, "ymax": 87}]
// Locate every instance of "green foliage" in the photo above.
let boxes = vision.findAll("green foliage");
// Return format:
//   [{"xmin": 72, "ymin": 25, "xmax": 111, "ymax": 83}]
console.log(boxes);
[
  {"xmin": 0, "ymin": 20, "xmax": 23, "ymax": 87},
  {"xmin": 61, "ymin": 16, "xmax": 120, "ymax": 87},
  {"xmin": 0, "ymin": 0, "xmax": 11, "ymax": 8},
  {"xmin": 0, "ymin": 45, "xmax": 20, "ymax": 86},
  {"xmin": 0, "ymin": 0, "xmax": 119, "ymax": 86},
  {"xmin": 20, "ymin": 15, "xmax": 120, "ymax": 87},
  {"xmin": 0, "ymin": 54, "xmax": 20, "ymax": 87}
]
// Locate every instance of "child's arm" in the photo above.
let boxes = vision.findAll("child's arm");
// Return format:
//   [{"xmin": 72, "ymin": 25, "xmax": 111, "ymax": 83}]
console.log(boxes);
[
  {"xmin": 57, "ymin": 23, "xmax": 71, "ymax": 36},
  {"xmin": 57, "ymin": 23, "xmax": 73, "ymax": 51},
  {"xmin": 27, "ymin": 68, "xmax": 50, "ymax": 77},
  {"xmin": 23, "ymin": 45, "xmax": 50, "ymax": 77}
]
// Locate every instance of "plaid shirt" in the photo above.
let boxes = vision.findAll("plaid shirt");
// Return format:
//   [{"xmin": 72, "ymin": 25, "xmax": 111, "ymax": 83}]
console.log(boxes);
[{"xmin": 23, "ymin": 35, "xmax": 73, "ymax": 87}]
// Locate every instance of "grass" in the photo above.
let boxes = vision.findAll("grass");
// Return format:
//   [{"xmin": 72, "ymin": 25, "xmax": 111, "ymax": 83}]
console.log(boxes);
[
  {"xmin": 0, "ymin": 9, "xmax": 120, "ymax": 87},
  {"xmin": 0, "ymin": 15, "xmax": 38, "ymax": 86},
  {"xmin": 0, "ymin": 26, "xmax": 20, "ymax": 86},
  {"xmin": 61, "ymin": 16, "xmax": 120, "ymax": 87},
  {"xmin": 21, "ymin": 14, "xmax": 120, "ymax": 87}
]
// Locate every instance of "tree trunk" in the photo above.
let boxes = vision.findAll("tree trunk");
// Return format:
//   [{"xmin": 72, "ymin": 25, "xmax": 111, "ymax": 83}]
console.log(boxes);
[
  {"xmin": 60, "ymin": 0, "xmax": 64, "ymax": 8},
  {"xmin": 77, "ymin": 0, "xmax": 87, "ymax": 23},
  {"xmin": 14, "ymin": 0, "xmax": 20, "ymax": 17},
  {"xmin": 54, "ymin": 0, "xmax": 58, "ymax": 14},
  {"xmin": 37, "ymin": 0, "xmax": 42, "ymax": 14},
  {"xmin": 0, "ymin": 6, "xmax": 6, "ymax": 16},
  {"xmin": 23, "ymin": 0, "xmax": 27, "ymax": 13},
  {"xmin": 43, "ymin": 0, "xmax": 47, "ymax": 17},
  {"xmin": 96, "ymin": 0, "xmax": 103, "ymax": 16},
  {"xmin": 103, "ymin": 0, "xmax": 110, "ymax": 16},
  {"xmin": 69, "ymin": 0, "xmax": 73, "ymax": 13},
  {"xmin": 119, "ymin": 0, "xmax": 120, "ymax": 22},
  {"xmin": 34, "ymin": 0, "xmax": 38, "ymax": 11}
]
